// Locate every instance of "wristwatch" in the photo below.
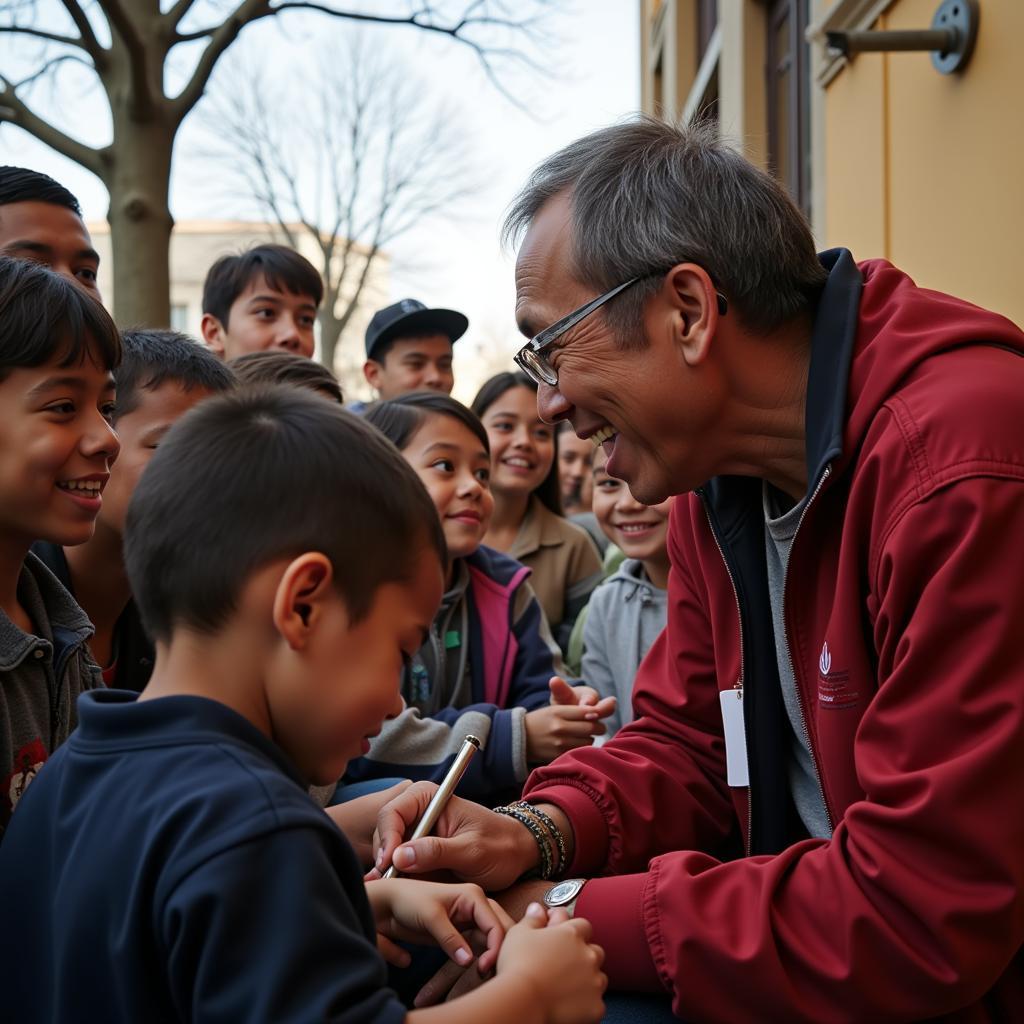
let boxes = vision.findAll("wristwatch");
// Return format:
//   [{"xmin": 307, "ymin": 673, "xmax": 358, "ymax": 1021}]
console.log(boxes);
[{"xmin": 543, "ymin": 878, "xmax": 587, "ymax": 917}]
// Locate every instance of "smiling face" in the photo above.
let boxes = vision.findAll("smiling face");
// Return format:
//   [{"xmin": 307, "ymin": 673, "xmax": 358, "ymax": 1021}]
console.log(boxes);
[
  {"xmin": 0, "ymin": 347, "xmax": 119, "ymax": 551},
  {"xmin": 515, "ymin": 193, "xmax": 728, "ymax": 505},
  {"xmin": 400, "ymin": 412, "xmax": 494, "ymax": 562},
  {"xmin": 558, "ymin": 426, "xmax": 594, "ymax": 513},
  {"xmin": 202, "ymin": 275, "xmax": 318, "ymax": 360},
  {"xmin": 480, "ymin": 385, "xmax": 555, "ymax": 500},
  {"xmin": 365, "ymin": 334, "xmax": 455, "ymax": 399},
  {"xmin": 99, "ymin": 381, "xmax": 219, "ymax": 538},
  {"xmin": 591, "ymin": 446, "xmax": 672, "ymax": 563},
  {"xmin": 0, "ymin": 201, "xmax": 102, "ymax": 301},
  {"xmin": 269, "ymin": 545, "xmax": 443, "ymax": 785}
]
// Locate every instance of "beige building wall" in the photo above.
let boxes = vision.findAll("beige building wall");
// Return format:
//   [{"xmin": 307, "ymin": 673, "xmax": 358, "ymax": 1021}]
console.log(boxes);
[
  {"xmin": 817, "ymin": 0, "xmax": 1024, "ymax": 326},
  {"xmin": 641, "ymin": 1, "xmax": 1023, "ymax": 328},
  {"xmin": 86, "ymin": 220, "xmax": 390, "ymax": 391}
]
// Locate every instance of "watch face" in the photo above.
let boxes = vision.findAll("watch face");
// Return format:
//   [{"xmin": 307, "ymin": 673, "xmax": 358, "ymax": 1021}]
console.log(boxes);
[{"xmin": 545, "ymin": 879, "xmax": 584, "ymax": 906}]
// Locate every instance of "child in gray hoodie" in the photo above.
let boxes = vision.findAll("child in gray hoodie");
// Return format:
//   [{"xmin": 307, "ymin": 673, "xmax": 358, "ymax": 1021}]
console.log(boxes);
[{"xmin": 580, "ymin": 446, "xmax": 673, "ymax": 738}]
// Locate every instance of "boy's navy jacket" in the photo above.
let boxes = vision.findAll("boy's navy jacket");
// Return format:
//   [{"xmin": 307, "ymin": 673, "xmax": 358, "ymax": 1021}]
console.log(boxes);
[
  {"xmin": 345, "ymin": 545, "xmax": 558, "ymax": 799},
  {"xmin": 0, "ymin": 689, "xmax": 407, "ymax": 1023}
]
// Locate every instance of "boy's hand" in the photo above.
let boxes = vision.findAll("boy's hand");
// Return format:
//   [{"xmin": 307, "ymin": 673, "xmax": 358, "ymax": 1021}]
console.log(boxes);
[
  {"xmin": 365, "ymin": 878, "xmax": 507, "ymax": 975},
  {"xmin": 548, "ymin": 676, "xmax": 616, "ymax": 715},
  {"xmin": 525, "ymin": 701, "xmax": 614, "ymax": 764},
  {"xmin": 369, "ymin": 782, "xmax": 539, "ymax": 891},
  {"xmin": 497, "ymin": 903, "xmax": 606, "ymax": 1024}
]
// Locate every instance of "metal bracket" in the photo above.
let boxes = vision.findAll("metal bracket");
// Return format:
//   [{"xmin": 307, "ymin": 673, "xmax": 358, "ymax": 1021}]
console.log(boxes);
[{"xmin": 825, "ymin": 0, "xmax": 979, "ymax": 74}]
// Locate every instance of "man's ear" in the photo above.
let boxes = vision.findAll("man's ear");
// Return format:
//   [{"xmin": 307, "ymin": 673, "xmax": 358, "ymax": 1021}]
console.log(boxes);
[
  {"xmin": 363, "ymin": 358, "xmax": 383, "ymax": 391},
  {"xmin": 201, "ymin": 313, "xmax": 227, "ymax": 359},
  {"xmin": 664, "ymin": 263, "xmax": 722, "ymax": 368},
  {"xmin": 272, "ymin": 553, "xmax": 337, "ymax": 650}
]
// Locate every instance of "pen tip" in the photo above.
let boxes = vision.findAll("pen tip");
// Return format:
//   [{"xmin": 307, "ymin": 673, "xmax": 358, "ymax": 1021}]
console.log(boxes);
[{"xmin": 465, "ymin": 735, "xmax": 481, "ymax": 749}]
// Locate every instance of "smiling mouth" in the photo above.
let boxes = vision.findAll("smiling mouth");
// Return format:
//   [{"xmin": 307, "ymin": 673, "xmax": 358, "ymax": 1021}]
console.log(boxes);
[
  {"xmin": 447, "ymin": 510, "xmax": 481, "ymax": 522},
  {"xmin": 502, "ymin": 456, "xmax": 535, "ymax": 470},
  {"xmin": 616, "ymin": 522, "xmax": 658, "ymax": 534},
  {"xmin": 57, "ymin": 479, "xmax": 103, "ymax": 496},
  {"xmin": 590, "ymin": 425, "xmax": 617, "ymax": 449}
]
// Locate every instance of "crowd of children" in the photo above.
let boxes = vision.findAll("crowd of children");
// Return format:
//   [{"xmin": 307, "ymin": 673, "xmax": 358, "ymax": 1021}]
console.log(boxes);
[{"xmin": 0, "ymin": 164, "xmax": 678, "ymax": 1022}]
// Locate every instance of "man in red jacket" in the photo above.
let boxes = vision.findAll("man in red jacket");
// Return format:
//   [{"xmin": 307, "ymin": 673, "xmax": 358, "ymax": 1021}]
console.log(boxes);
[{"xmin": 373, "ymin": 117, "xmax": 1024, "ymax": 1022}]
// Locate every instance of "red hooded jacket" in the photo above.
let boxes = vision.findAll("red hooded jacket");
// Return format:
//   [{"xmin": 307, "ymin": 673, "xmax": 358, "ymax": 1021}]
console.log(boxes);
[{"xmin": 524, "ymin": 250, "xmax": 1024, "ymax": 1022}]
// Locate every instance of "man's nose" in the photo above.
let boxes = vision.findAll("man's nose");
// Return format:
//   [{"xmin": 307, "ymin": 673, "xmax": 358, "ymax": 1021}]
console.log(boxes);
[{"xmin": 537, "ymin": 382, "xmax": 572, "ymax": 424}]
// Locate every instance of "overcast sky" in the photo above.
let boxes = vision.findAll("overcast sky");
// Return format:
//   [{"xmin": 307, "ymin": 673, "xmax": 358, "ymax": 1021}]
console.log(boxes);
[{"xmin": 1, "ymin": 0, "xmax": 640, "ymax": 398}]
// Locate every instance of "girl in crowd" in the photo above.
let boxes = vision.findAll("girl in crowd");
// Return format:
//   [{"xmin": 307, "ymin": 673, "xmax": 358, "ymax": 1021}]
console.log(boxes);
[
  {"xmin": 471, "ymin": 372, "xmax": 602, "ymax": 653},
  {"xmin": 344, "ymin": 392, "xmax": 614, "ymax": 801}
]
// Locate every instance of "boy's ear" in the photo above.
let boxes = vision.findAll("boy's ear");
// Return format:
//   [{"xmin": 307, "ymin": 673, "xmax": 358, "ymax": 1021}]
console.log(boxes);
[
  {"xmin": 272, "ymin": 553, "xmax": 338, "ymax": 650},
  {"xmin": 201, "ymin": 313, "xmax": 227, "ymax": 359},
  {"xmin": 363, "ymin": 358, "xmax": 383, "ymax": 391}
]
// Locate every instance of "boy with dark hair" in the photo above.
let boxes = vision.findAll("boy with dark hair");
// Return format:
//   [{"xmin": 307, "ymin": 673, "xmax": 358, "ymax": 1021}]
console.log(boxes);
[
  {"xmin": 200, "ymin": 243, "xmax": 323, "ymax": 361},
  {"xmin": 230, "ymin": 348, "xmax": 343, "ymax": 403},
  {"xmin": 0, "ymin": 166, "xmax": 102, "ymax": 299},
  {"xmin": 360, "ymin": 298, "xmax": 468, "ymax": 404},
  {"xmin": 33, "ymin": 329, "xmax": 235, "ymax": 692},
  {"xmin": 0, "ymin": 256, "xmax": 120, "ymax": 839},
  {"xmin": 0, "ymin": 387, "xmax": 607, "ymax": 1024}
]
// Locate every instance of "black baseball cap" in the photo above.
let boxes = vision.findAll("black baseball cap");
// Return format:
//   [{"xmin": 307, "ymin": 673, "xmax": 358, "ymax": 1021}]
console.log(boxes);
[{"xmin": 365, "ymin": 298, "xmax": 469, "ymax": 359}]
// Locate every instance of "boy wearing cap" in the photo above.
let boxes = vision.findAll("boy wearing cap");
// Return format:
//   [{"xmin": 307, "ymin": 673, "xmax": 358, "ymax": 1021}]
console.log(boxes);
[{"xmin": 362, "ymin": 298, "xmax": 468, "ymax": 402}]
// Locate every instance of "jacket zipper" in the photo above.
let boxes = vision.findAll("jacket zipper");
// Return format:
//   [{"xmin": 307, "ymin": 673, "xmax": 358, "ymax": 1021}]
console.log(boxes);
[
  {"xmin": 698, "ymin": 493, "xmax": 752, "ymax": 855},
  {"xmin": 780, "ymin": 464, "xmax": 835, "ymax": 836}
]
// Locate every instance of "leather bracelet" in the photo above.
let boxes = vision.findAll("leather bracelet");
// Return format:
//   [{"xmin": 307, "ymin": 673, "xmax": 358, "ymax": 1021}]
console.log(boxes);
[
  {"xmin": 494, "ymin": 804, "xmax": 555, "ymax": 879},
  {"xmin": 511, "ymin": 801, "xmax": 567, "ymax": 877}
]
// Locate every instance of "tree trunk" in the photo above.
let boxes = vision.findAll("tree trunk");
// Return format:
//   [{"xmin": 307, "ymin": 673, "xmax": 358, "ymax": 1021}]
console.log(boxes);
[
  {"xmin": 104, "ymin": 116, "xmax": 175, "ymax": 328},
  {"xmin": 319, "ymin": 308, "xmax": 344, "ymax": 374}
]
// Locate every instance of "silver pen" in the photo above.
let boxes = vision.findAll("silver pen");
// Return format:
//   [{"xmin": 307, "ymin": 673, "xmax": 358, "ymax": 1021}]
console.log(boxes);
[{"xmin": 382, "ymin": 734, "xmax": 481, "ymax": 880}]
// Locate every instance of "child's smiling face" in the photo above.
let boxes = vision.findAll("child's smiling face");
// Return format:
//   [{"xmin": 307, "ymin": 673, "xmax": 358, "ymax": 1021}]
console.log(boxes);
[
  {"xmin": 591, "ymin": 446, "xmax": 673, "ymax": 564},
  {"xmin": 0, "ymin": 346, "xmax": 119, "ymax": 551},
  {"xmin": 402, "ymin": 412, "xmax": 494, "ymax": 563}
]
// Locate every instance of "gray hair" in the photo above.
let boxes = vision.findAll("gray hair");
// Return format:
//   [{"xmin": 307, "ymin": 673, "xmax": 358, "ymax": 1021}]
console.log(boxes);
[{"xmin": 503, "ymin": 116, "xmax": 827, "ymax": 337}]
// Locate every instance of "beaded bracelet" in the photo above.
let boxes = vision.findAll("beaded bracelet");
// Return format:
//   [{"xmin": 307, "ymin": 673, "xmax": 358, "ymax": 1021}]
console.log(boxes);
[
  {"xmin": 515, "ymin": 802, "xmax": 567, "ymax": 877},
  {"xmin": 494, "ymin": 804, "xmax": 554, "ymax": 879}
]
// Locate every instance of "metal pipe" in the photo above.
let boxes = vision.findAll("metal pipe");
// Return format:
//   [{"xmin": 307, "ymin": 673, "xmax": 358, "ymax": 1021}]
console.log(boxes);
[{"xmin": 826, "ymin": 28, "xmax": 957, "ymax": 58}]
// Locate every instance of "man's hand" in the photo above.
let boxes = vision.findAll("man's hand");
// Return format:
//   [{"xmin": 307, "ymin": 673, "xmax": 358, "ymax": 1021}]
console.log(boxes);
[{"xmin": 368, "ymin": 781, "xmax": 539, "ymax": 891}]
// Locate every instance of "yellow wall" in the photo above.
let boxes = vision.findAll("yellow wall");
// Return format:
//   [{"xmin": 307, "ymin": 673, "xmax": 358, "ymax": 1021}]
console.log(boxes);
[{"xmin": 824, "ymin": 0, "xmax": 1024, "ymax": 327}]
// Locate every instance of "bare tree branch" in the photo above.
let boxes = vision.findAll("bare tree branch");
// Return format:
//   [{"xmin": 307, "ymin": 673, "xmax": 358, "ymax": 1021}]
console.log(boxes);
[
  {"xmin": 165, "ymin": 0, "xmax": 199, "ymax": 29},
  {"xmin": 0, "ymin": 76, "xmax": 104, "ymax": 175},
  {"xmin": 12, "ymin": 52, "xmax": 94, "ymax": 91},
  {"xmin": 57, "ymin": 0, "xmax": 108, "ymax": 68},
  {"xmin": 0, "ymin": 25, "xmax": 88, "ymax": 49},
  {"xmin": 169, "ymin": 0, "xmax": 269, "ymax": 122}
]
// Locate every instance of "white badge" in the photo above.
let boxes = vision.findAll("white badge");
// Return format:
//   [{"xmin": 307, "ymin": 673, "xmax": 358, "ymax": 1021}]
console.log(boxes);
[{"xmin": 719, "ymin": 685, "xmax": 749, "ymax": 787}]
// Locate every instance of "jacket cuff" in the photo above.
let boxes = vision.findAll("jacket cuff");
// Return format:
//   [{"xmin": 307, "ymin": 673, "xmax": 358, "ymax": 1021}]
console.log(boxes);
[
  {"xmin": 575, "ymin": 874, "xmax": 663, "ymax": 992},
  {"xmin": 521, "ymin": 781, "xmax": 609, "ymax": 876}
]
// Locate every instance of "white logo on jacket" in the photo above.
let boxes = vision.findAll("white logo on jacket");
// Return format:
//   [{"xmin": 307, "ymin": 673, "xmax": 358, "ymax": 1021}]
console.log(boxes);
[{"xmin": 819, "ymin": 642, "xmax": 832, "ymax": 677}]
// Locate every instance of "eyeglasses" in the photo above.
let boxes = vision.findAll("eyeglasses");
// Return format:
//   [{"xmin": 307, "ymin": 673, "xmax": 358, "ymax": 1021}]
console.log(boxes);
[{"xmin": 514, "ymin": 274, "xmax": 728, "ymax": 387}]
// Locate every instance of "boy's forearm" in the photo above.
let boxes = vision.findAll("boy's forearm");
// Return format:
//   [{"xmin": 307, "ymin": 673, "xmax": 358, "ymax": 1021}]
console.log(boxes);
[
  {"xmin": 407, "ymin": 972, "xmax": 544, "ymax": 1024},
  {"xmin": 324, "ymin": 783, "xmax": 410, "ymax": 866}
]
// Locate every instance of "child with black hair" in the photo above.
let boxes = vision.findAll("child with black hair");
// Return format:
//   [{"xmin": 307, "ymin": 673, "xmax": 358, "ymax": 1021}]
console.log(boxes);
[
  {"xmin": 0, "ymin": 387, "xmax": 607, "ymax": 1024},
  {"xmin": 347, "ymin": 392, "xmax": 614, "ymax": 802},
  {"xmin": 33, "ymin": 329, "xmax": 235, "ymax": 692},
  {"xmin": 230, "ymin": 348, "xmax": 343, "ymax": 403},
  {"xmin": 200, "ymin": 243, "xmax": 323, "ymax": 361},
  {"xmin": 0, "ymin": 256, "xmax": 120, "ymax": 839},
  {"xmin": 0, "ymin": 166, "xmax": 101, "ymax": 299}
]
